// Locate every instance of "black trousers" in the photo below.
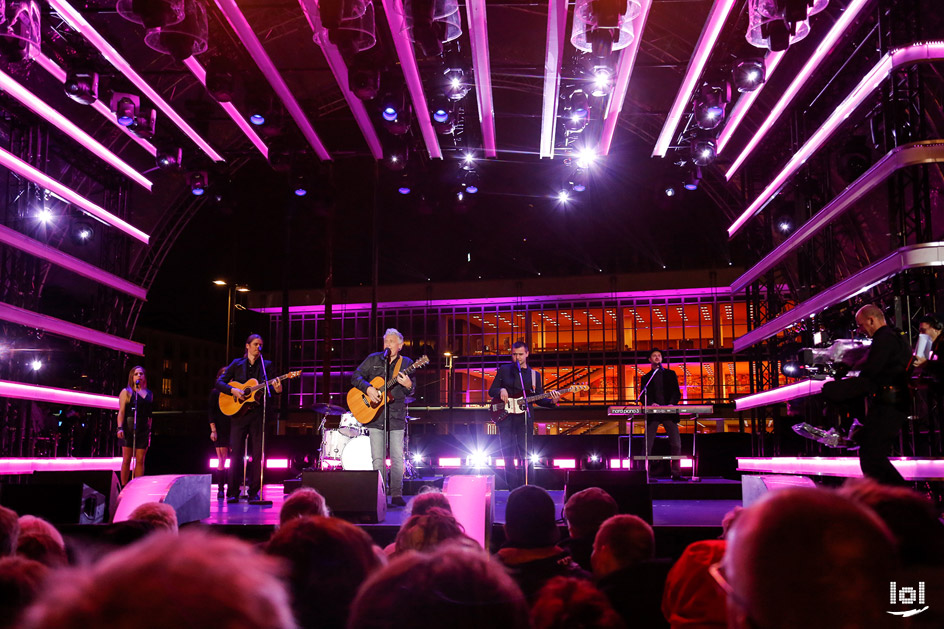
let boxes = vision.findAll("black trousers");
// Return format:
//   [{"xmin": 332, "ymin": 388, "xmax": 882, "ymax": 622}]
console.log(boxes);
[
  {"xmin": 498, "ymin": 414, "xmax": 532, "ymax": 490},
  {"xmin": 644, "ymin": 415, "xmax": 681, "ymax": 475},
  {"xmin": 858, "ymin": 403, "xmax": 907, "ymax": 486},
  {"xmin": 229, "ymin": 412, "xmax": 263, "ymax": 497}
]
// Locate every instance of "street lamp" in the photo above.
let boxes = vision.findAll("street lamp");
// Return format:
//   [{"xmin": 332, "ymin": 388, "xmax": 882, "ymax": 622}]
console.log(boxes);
[{"xmin": 213, "ymin": 280, "xmax": 250, "ymax": 362}]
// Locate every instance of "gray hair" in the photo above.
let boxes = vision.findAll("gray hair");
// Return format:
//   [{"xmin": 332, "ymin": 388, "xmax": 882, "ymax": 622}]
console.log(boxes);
[{"xmin": 384, "ymin": 328, "xmax": 404, "ymax": 343}]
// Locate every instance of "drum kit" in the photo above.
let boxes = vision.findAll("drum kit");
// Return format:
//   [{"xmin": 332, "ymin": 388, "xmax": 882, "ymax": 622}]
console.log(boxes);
[{"xmin": 312, "ymin": 402, "xmax": 417, "ymax": 473}]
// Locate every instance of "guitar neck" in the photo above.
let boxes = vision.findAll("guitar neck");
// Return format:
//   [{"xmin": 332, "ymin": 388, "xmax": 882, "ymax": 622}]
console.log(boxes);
[
  {"xmin": 523, "ymin": 386, "xmax": 576, "ymax": 403},
  {"xmin": 382, "ymin": 361, "xmax": 419, "ymax": 392},
  {"xmin": 249, "ymin": 374, "xmax": 288, "ymax": 394}
]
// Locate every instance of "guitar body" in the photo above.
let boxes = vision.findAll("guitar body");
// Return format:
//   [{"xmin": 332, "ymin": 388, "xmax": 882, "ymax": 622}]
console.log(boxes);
[
  {"xmin": 489, "ymin": 385, "xmax": 589, "ymax": 423},
  {"xmin": 346, "ymin": 376, "xmax": 391, "ymax": 424},
  {"xmin": 219, "ymin": 379, "xmax": 262, "ymax": 416}
]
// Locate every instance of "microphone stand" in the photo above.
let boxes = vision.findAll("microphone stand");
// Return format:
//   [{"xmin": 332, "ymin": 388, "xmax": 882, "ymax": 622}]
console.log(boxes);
[
  {"xmin": 516, "ymin": 361, "xmax": 533, "ymax": 486},
  {"xmin": 131, "ymin": 383, "xmax": 139, "ymax": 476},
  {"xmin": 637, "ymin": 367, "xmax": 659, "ymax": 480},
  {"xmin": 251, "ymin": 352, "xmax": 273, "ymax": 506},
  {"xmin": 383, "ymin": 350, "xmax": 391, "ymax": 501}
]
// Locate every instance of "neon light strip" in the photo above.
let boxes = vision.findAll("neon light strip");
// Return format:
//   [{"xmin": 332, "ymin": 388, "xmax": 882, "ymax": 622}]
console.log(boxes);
[
  {"xmin": 31, "ymin": 52, "xmax": 158, "ymax": 157},
  {"xmin": 0, "ymin": 146, "xmax": 150, "ymax": 244},
  {"xmin": 716, "ymin": 50, "xmax": 786, "ymax": 154},
  {"xmin": 213, "ymin": 0, "xmax": 330, "ymax": 160},
  {"xmin": 728, "ymin": 42, "xmax": 944, "ymax": 236},
  {"xmin": 0, "ymin": 301, "xmax": 145, "ymax": 354},
  {"xmin": 734, "ymin": 242, "xmax": 944, "ymax": 351},
  {"xmin": 466, "ymin": 0, "xmax": 496, "ymax": 158},
  {"xmin": 552, "ymin": 458, "xmax": 577, "ymax": 469},
  {"xmin": 737, "ymin": 456, "xmax": 944, "ymax": 481},
  {"xmin": 182, "ymin": 57, "xmax": 269, "ymax": 159},
  {"xmin": 652, "ymin": 0, "xmax": 738, "ymax": 157},
  {"xmin": 0, "ymin": 224, "xmax": 147, "ymax": 300},
  {"xmin": 297, "ymin": 0, "xmax": 382, "ymax": 159},
  {"xmin": 725, "ymin": 0, "xmax": 873, "ymax": 177},
  {"xmin": 380, "ymin": 0, "xmax": 442, "ymax": 159},
  {"xmin": 731, "ymin": 141, "xmax": 944, "ymax": 292},
  {"xmin": 0, "ymin": 380, "xmax": 119, "ymax": 410},
  {"xmin": 734, "ymin": 378, "xmax": 830, "ymax": 410},
  {"xmin": 600, "ymin": 0, "xmax": 653, "ymax": 156},
  {"xmin": 539, "ymin": 0, "xmax": 567, "ymax": 159},
  {"xmin": 0, "ymin": 69, "xmax": 152, "ymax": 190},
  {"xmin": 48, "ymin": 0, "xmax": 224, "ymax": 162},
  {"xmin": 0, "ymin": 457, "xmax": 123, "ymax": 474}
]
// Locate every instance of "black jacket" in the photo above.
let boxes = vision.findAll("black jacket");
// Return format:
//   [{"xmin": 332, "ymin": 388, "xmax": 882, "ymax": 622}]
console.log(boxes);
[
  {"xmin": 488, "ymin": 363, "xmax": 556, "ymax": 408},
  {"xmin": 351, "ymin": 352, "xmax": 415, "ymax": 430},
  {"xmin": 639, "ymin": 366, "xmax": 682, "ymax": 405}
]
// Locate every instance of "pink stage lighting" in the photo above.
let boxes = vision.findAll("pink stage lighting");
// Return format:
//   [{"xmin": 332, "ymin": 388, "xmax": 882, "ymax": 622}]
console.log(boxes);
[
  {"xmin": 539, "ymin": 0, "xmax": 567, "ymax": 158},
  {"xmin": 0, "ymin": 301, "xmax": 145, "ymax": 355},
  {"xmin": 0, "ymin": 457, "xmax": 123, "ymax": 475},
  {"xmin": 738, "ymin": 456, "xmax": 944, "ymax": 481},
  {"xmin": 552, "ymin": 458, "xmax": 577, "ymax": 469},
  {"xmin": 466, "ymin": 0, "xmax": 496, "ymax": 157},
  {"xmin": 438, "ymin": 457, "xmax": 463, "ymax": 468},
  {"xmin": 0, "ymin": 380, "xmax": 120, "ymax": 410}
]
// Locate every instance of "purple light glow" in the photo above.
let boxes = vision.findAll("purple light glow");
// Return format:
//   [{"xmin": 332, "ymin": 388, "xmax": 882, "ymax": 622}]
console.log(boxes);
[
  {"xmin": 0, "ymin": 457, "xmax": 123, "ymax": 475},
  {"xmin": 539, "ymin": 0, "xmax": 568, "ymax": 158},
  {"xmin": 0, "ymin": 302, "xmax": 145, "ymax": 354},
  {"xmin": 734, "ymin": 378, "xmax": 830, "ymax": 410},
  {"xmin": 466, "ymin": 0, "xmax": 496, "ymax": 158},
  {"xmin": 725, "ymin": 0, "xmax": 873, "ymax": 178},
  {"xmin": 214, "ymin": 0, "xmax": 330, "ymax": 160},
  {"xmin": 716, "ymin": 50, "xmax": 785, "ymax": 154},
  {"xmin": 380, "ymin": 0, "xmax": 442, "ymax": 159},
  {"xmin": 728, "ymin": 43, "xmax": 944, "ymax": 238},
  {"xmin": 652, "ymin": 0, "xmax": 738, "ymax": 157},
  {"xmin": 737, "ymin": 457, "xmax": 944, "ymax": 481},
  {"xmin": 0, "ymin": 380, "xmax": 120, "ymax": 410},
  {"xmin": 442, "ymin": 475, "xmax": 493, "ymax": 549},
  {"xmin": 48, "ymin": 0, "xmax": 224, "ymax": 163}
]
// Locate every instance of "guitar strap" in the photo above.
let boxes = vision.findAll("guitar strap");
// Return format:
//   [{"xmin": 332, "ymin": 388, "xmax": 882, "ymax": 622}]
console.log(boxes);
[{"xmin": 531, "ymin": 370, "xmax": 537, "ymax": 393}]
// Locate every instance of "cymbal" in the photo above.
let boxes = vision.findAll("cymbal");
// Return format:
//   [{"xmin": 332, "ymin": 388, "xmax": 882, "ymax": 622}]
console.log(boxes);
[
  {"xmin": 405, "ymin": 415, "xmax": 418, "ymax": 421},
  {"xmin": 404, "ymin": 396, "xmax": 416, "ymax": 405},
  {"xmin": 311, "ymin": 403, "xmax": 346, "ymax": 415}
]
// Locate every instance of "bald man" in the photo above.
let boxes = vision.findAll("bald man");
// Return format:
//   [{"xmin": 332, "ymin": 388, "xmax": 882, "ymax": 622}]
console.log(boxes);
[{"xmin": 722, "ymin": 487, "xmax": 898, "ymax": 629}]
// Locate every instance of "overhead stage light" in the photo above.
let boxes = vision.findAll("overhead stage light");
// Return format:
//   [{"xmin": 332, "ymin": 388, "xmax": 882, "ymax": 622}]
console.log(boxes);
[
  {"xmin": 691, "ymin": 138, "xmax": 717, "ymax": 166},
  {"xmin": 574, "ymin": 146, "xmax": 597, "ymax": 169},
  {"xmin": 379, "ymin": 90, "xmax": 411, "ymax": 135},
  {"xmin": 116, "ymin": 0, "xmax": 185, "ymax": 29},
  {"xmin": 189, "ymin": 171, "xmax": 207, "ymax": 196},
  {"xmin": 64, "ymin": 70, "xmax": 98, "ymax": 105},
  {"xmin": 156, "ymin": 146, "xmax": 182, "ymax": 170},
  {"xmin": 569, "ymin": 168, "xmax": 588, "ymax": 192},
  {"xmin": 71, "ymin": 219, "xmax": 94, "ymax": 245},
  {"xmin": 682, "ymin": 165, "xmax": 702, "ymax": 191},
  {"xmin": 693, "ymin": 82, "xmax": 731, "ymax": 130},
  {"xmin": 590, "ymin": 66, "xmax": 613, "ymax": 97},
  {"xmin": 111, "ymin": 93, "xmax": 140, "ymax": 127},
  {"xmin": 557, "ymin": 190, "xmax": 571, "ymax": 203},
  {"xmin": 733, "ymin": 58, "xmax": 765, "ymax": 92}
]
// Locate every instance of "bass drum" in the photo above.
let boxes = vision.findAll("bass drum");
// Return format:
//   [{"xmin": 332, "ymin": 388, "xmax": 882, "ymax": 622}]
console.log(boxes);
[
  {"xmin": 321, "ymin": 430, "xmax": 350, "ymax": 465},
  {"xmin": 338, "ymin": 412, "xmax": 364, "ymax": 438},
  {"xmin": 341, "ymin": 434, "xmax": 373, "ymax": 471}
]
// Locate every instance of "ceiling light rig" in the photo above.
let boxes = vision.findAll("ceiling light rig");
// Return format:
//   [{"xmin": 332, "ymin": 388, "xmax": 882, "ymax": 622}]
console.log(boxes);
[
  {"xmin": 746, "ymin": 0, "xmax": 829, "ymax": 52},
  {"xmin": 732, "ymin": 58, "xmax": 765, "ymax": 92},
  {"xmin": 693, "ymin": 82, "xmax": 731, "ymax": 130}
]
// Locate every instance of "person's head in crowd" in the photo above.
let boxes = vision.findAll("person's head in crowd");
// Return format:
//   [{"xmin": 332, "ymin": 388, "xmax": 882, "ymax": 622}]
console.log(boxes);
[
  {"xmin": 266, "ymin": 515, "xmax": 380, "ymax": 629},
  {"xmin": 127, "ymin": 502, "xmax": 178, "ymax": 534},
  {"xmin": 278, "ymin": 487, "xmax": 330, "ymax": 526},
  {"xmin": 531, "ymin": 576, "xmax": 626, "ymax": 629},
  {"xmin": 839, "ymin": 478, "xmax": 944, "ymax": 566},
  {"xmin": 563, "ymin": 487, "xmax": 618, "ymax": 540},
  {"xmin": 720, "ymin": 506, "xmax": 743, "ymax": 539},
  {"xmin": 22, "ymin": 531, "xmax": 294, "ymax": 629},
  {"xmin": 0, "ymin": 506, "xmax": 18, "ymax": 557},
  {"xmin": 591, "ymin": 514, "xmax": 654, "ymax": 579},
  {"xmin": 394, "ymin": 507, "xmax": 474, "ymax": 556},
  {"xmin": 348, "ymin": 544, "xmax": 529, "ymax": 629},
  {"xmin": 504, "ymin": 485, "xmax": 559, "ymax": 548},
  {"xmin": 661, "ymin": 539, "xmax": 727, "ymax": 629},
  {"xmin": 16, "ymin": 516, "xmax": 66, "ymax": 568},
  {"xmin": 0, "ymin": 556, "xmax": 49, "ymax": 629},
  {"xmin": 408, "ymin": 488, "xmax": 452, "ymax": 516},
  {"xmin": 722, "ymin": 487, "xmax": 898, "ymax": 629}
]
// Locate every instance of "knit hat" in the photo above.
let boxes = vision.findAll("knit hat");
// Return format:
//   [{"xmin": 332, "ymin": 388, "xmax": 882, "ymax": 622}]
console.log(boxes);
[{"xmin": 504, "ymin": 485, "xmax": 560, "ymax": 548}]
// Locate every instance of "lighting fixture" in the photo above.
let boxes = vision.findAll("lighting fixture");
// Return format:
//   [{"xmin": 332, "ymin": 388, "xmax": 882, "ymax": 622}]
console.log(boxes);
[
  {"xmin": 571, "ymin": 0, "xmax": 641, "ymax": 58},
  {"xmin": 0, "ymin": 1, "xmax": 40, "ymax": 63},
  {"xmin": 557, "ymin": 190, "xmax": 571, "ymax": 203},
  {"xmin": 111, "ymin": 93, "xmax": 140, "ymax": 127},
  {"xmin": 462, "ymin": 170, "xmax": 480, "ymax": 194},
  {"xmin": 691, "ymin": 138, "xmax": 717, "ymax": 166},
  {"xmin": 0, "ymin": 301, "xmax": 144, "ymax": 355},
  {"xmin": 574, "ymin": 146, "xmax": 596, "ymax": 169},
  {"xmin": 776, "ymin": 215, "xmax": 794, "ymax": 234},
  {"xmin": 189, "ymin": 171, "xmax": 208, "ymax": 196},
  {"xmin": 460, "ymin": 152, "xmax": 476, "ymax": 171},
  {"xmin": 733, "ymin": 58, "xmax": 765, "ymax": 92},
  {"xmin": 37, "ymin": 208, "xmax": 52, "ymax": 224},
  {"xmin": 64, "ymin": 70, "xmax": 99, "ymax": 105},
  {"xmin": 143, "ymin": 0, "xmax": 209, "ymax": 61},
  {"xmin": 397, "ymin": 171, "xmax": 413, "ymax": 195},
  {"xmin": 0, "ymin": 380, "xmax": 120, "ymax": 410},
  {"xmin": 30, "ymin": 360, "xmax": 43, "ymax": 372},
  {"xmin": 682, "ymin": 164, "xmax": 702, "ymax": 191},
  {"xmin": 429, "ymin": 93, "xmax": 454, "ymax": 134},
  {"xmin": 569, "ymin": 168, "xmax": 588, "ymax": 192},
  {"xmin": 132, "ymin": 108, "xmax": 158, "ymax": 140},
  {"xmin": 664, "ymin": 186, "xmax": 676, "ymax": 197},
  {"xmin": 565, "ymin": 89, "xmax": 591, "ymax": 132},
  {"xmin": 693, "ymin": 82, "xmax": 730, "ymax": 130},
  {"xmin": 156, "ymin": 146, "xmax": 183, "ymax": 170},
  {"xmin": 71, "ymin": 220, "xmax": 94, "ymax": 245},
  {"xmin": 540, "ymin": 0, "xmax": 568, "ymax": 159},
  {"xmin": 590, "ymin": 66, "xmax": 614, "ymax": 97},
  {"xmin": 116, "ymin": 0, "xmax": 185, "ymax": 29},
  {"xmin": 402, "ymin": 0, "xmax": 462, "ymax": 57},
  {"xmin": 379, "ymin": 90, "xmax": 411, "ymax": 135},
  {"xmin": 464, "ymin": 0, "xmax": 496, "ymax": 157}
]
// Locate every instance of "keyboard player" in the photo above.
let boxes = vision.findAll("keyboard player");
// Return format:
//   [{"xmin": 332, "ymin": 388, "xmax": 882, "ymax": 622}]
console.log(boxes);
[{"xmin": 639, "ymin": 348, "xmax": 685, "ymax": 481}]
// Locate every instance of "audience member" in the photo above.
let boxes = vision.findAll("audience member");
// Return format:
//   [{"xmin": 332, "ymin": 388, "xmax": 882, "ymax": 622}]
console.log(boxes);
[
  {"xmin": 592, "ymin": 514, "xmax": 669, "ymax": 628},
  {"xmin": 266, "ymin": 515, "xmax": 381, "ymax": 629},
  {"xmin": 722, "ymin": 487, "xmax": 898, "ymax": 629},
  {"xmin": 16, "ymin": 516, "xmax": 66, "ymax": 568},
  {"xmin": 347, "ymin": 544, "xmax": 529, "ymax": 629},
  {"xmin": 661, "ymin": 540, "xmax": 727, "ymax": 629},
  {"xmin": 22, "ymin": 531, "xmax": 295, "ymax": 629},
  {"xmin": 497, "ymin": 485, "xmax": 589, "ymax": 602},
  {"xmin": 127, "ymin": 502, "xmax": 178, "ymax": 534},
  {"xmin": 560, "ymin": 487, "xmax": 618, "ymax": 570},
  {"xmin": 407, "ymin": 488, "xmax": 452, "ymax": 516},
  {"xmin": 719, "ymin": 506, "xmax": 743, "ymax": 539},
  {"xmin": 0, "ymin": 556, "xmax": 48, "ymax": 629},
  {"xmin": 0, "ymin": 505, "xmax": 18, "ymax": 557},
  {"xmin": 393, "ymin": 507, "xmax": 475, "ymax": 556},
  {"xmin": 279, "ymin": 487, "xmax": 330, "ymax": 526},
  {"xmin": 531, "ymin": 576, "xmax": 626, "ymax": 629}
]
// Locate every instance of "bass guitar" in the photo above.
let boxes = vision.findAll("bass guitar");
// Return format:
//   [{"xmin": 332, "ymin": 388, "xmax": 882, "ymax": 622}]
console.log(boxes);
[
  {"xmin": 490, "ymin": 385, "xmax": 589, "ymax": 422},
  {"xmin": 347, "ymin": 356, "xmax": 430, "ymax": 424},
  {"xmin": 218, "ymin": 371, "xmax": 301, "ymax": 416}
]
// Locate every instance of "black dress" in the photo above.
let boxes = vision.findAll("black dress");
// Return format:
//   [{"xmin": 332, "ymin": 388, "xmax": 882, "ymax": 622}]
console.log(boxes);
[
  {"xmin": 208, "ymin": 389, "xmax": 231, "ymax": 443},
  {"xmin": 119, "ymin": 389, "xmax": 153, "ymax": 449}
]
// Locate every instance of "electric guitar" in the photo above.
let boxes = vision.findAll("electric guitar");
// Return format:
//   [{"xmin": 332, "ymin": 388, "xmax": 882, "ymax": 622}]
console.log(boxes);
[
  {"xmin": 218, "ymin": 371, "xmax": 301, "ymax": 416},
  {"xmin": 347, "ymin": 356, "xmax": 430, "ymax": 424},
  {"xmin": 489, "ymin": 385, "xmax": 589, "ymax": 422}
]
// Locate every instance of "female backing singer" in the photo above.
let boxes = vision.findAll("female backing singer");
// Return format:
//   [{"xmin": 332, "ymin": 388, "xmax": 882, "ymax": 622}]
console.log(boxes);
[{"xmin": 116, "ymin": 366, "xmax": 153, "ymax": 486}]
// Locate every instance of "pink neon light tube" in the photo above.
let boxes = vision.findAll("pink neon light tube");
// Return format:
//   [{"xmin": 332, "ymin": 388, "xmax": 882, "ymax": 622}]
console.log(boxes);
[
  {"xmin": 652, "ymin": 0, "xmax": 738, "ymax": 157},
  {"xmin": 0, "ymin": 146, "xmax": 149, "ymax": 244},
  {"xmin": 0, "ymin": 301, "xmax": 145, "ymax": 354},
  {"xmin": 539, "ymin": 0, "xmax": 567, "ymax": 159},
  {"xmin": 737, "ymin": 456, "xmax": 944, "ymax": 481},
  {"xmin": 0, "ymin": 69, "xmax": 152, "ymax": 190},
  {"xmin": 0, "ymin": 225, "xmax": 147, "ymax": 300},
  {"xmin": 381, "ymin": 0, "xmax": 442, "ymax": 159},
  {"xmin": 716, "ymin": 50, "xmax": 786, "ymax": 154},
  {"xmin": 0, "ymin": 380, "xmax": 119, "ymax": 410},
  {"xmin": 0, "ymin": 457, "xmax": 122, "ymax": 475},
  {"xmin": 725, "ymin": 0, "xmax": 873, "ymax": 178},
  {"xmin": 182, "ymin": 57, "xmax": 269, "ymax": 159},
  {"xmin": 214, "ymin": 0, "xmax": 330, "ymax": 161},
  {"xmin": 48, "ymin": 0, "xmax": 224, "ymax": 162},
  {"xmin": 600, "ymin": 0, "xmax": 653, "ymax": 156},
  {"xmin": 30, "ymin": 52, "xmax": 158, "ymax": 157},
  {"xmin": 728, "ymin": 42, "xmax": 944, "ymax": 237},
  {"xmin": 466, "ymin": 0, "xmax": 496, "ymax": 158}
]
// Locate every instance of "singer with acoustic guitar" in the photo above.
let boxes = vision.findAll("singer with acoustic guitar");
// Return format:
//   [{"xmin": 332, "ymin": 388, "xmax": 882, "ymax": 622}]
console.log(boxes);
[
  {"xmin": 350, "ymin": 328, "xmax": 414, "ymax": 507},
  {"xmin": 215, "ymin": 334, "xmax": 282, "ymax": 503},
  {"xmin": 488, "ymin": 341, "xmax": 560, "ymax": 490},
  {"xmin": 116, "ymin": 365, "xmax": 153, "ymax": 486}
]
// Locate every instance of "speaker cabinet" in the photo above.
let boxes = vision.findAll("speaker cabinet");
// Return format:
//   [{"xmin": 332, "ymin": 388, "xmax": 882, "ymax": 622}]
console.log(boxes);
[
  {"xmin": 32, "ymin": 470, "xmax": 120, "ymax": 522},
  {"xmin": 564, "ymin": 470, "xmax": 653, "ymax": 524},
  {"xmin": 741, "ymin": 474, "xmax": 816, "ymax": 507},
  {"xmin": 301, "ymin": 470, "xmax": 386, "ymax": 523},
  {"xmin": 0, "ymin": 482, "xmax": 105, "ymax": 524},
  {"xmin": 113, "ymin": 475, "xmax": 211, "ymax": 525}
]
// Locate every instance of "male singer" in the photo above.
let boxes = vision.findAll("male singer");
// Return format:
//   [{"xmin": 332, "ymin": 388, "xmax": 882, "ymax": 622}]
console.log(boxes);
[
  {"xmin": 489, "ymin": 341, "xmax": 560, "ymax": 489},
  {"xmin": 639, "ymin": 348, "xmax": 684, "ymax": 481}
]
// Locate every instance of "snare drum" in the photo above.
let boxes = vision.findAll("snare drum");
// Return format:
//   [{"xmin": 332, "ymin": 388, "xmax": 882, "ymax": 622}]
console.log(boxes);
[
  {"xmin": 321, "ymin": 430, "xmax": 350, "ymax": 462},
  {"xmin": 341, "ymin": 435, "xmax": 373, "ymax": 471},
  {"xmin": 338, "ymin": 412, "xmax": 363, "ymax": 438}
]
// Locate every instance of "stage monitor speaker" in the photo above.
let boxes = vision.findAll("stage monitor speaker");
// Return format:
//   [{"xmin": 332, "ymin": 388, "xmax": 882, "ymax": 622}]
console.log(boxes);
[
  {"xmin": 113, "ymin": 474, "xmax": 211, "ymax": 525},
  {"xmin": 564, "ymin": 471, "xmax": 653, "ymax": 524},
  {"xmin": 32, "ymin": 470, "xmax": 120, "ymax": 522},
  {"xmin": 301, "ymin": 470, "xmax": 386, "ymax": 523},
  {"xmin": 741, "ymin": 474, "xmax": 816, "ymax": 507},
  {"xmin": 0, "ymin": 482, "xmax": 105, "ymax": 524}
]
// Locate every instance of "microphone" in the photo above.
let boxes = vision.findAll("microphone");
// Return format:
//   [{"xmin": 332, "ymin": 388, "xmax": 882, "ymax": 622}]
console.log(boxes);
[{"xmin": 383, "ymin": 348, "xmax": 390, "ymax": 359}]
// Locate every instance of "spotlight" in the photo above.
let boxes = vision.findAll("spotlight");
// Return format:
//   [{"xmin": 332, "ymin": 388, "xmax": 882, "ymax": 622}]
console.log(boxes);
[
  {"xmin": 557, "ymin": 190, "xmax": 571, "ymax": 203},
  {"xmin": 205, "ymin": 55, "xmax": 235, "ymax": 102},
  {"xmin": 37, "ymin": 208, "xmax": 52, "ymax": 224},
  {"xmin": 246, "ymin": 93, "xmax": 270, "ymax": 126},
  {"xmin": 682, "ymin": 165, "xmax": 702, "ymax": 191},
  {"xmin": 780, "ymin": 360, "xmax": 806, "ymax": 378},
  {"xmin": 396, "ymin": 171, "xmax": 413, "ymax": 195},
  {"xmin": 30, "ymin": 359, "xmax": 42, "ymax": 371},
  {"xmin": 379, "ymin": 91, "xmax": 411, "ymax": 135},
  {"xmin": 189, "ymin": 171, "xmax": 207, "ymax": 196},
  {"xmin": 776, "ymin": 216, "xmax": 794, "ymax": 234},
  {"xmin": 412, "ymin": 453, "xmax": 424, "ymax": 464},
  {"xmin": 398, "ymin": 185, "xmax": 411, "ymax": 195},
  {"xmin": 462, "ymin": 170, "xmax": 480, "ymax": 194},
  {"xmin": 665, "ymin": 186, "xmax": 676, "ymax": 197},
  {"xmin": 444, "ymin": 67, "xmax": 471, "ymax": 101},
  {"xmin": 110, "ymin": 92, "xmax": 140, "ymax": 127},
  {"xmin": 294, "ymin": 184, "xmax": 308, "ymax": 197},
  {"xmin": 132, "ymin": 108, "xmax": 157, "ymax": 140},
  {"xmin": 64, "ymin": 70, "xmax": 99, "ymax": 105},
  {"xmin": 691, "ymin": 138, "xmax": 717, "ymax": 166},
  {"xmin": 291, "ymin": 157, "xmax": 312, "ymax": 197},
  {"xmin": 469, "ymin": 450, "xmax": 489, "ymax": 468},
  {"xmin": 574, "ymin": 146, "xmax": 597, "ymax": 169},
  {"xmin": 693, "ymin": 82, "xmax": 731, "ymax": 130},
  {"xmin": 71, "ymin": 220, "xmax": 94, "ymax": 245},
  {"xmin": 732, "ymin": 58, "xmax": 765, "ymax": 93},
  {"xmin": 590, "ymin": 66, "xmax": 613, "ymax": 97},
  {"xmin": 583, "ymin": 452, "xmax": 606, "ymax": 471},
  {"xmin": 430, "ymin": 93, "xmax": 454, "ymax": 134},
  {"xmin": 569, "ymin": 168, "xmax": 588, "ymax": 193},
  {"xmin": 460, "ymin": 152, "xmax": 476, "ymax": 171},
  {"xmin": 529, "ymin": 453, "xmax": 541, "ymax": 465},
  {"xmin": 156, "ymin": 146, "xmax": 182, "ymax": 170},
  {"xmin": 564, "ymin": 89, "xmax": 591, "ymax": 132},
  {"xmin": 249, "ymin": 112, "xmax": 265, "ymax": 125}
]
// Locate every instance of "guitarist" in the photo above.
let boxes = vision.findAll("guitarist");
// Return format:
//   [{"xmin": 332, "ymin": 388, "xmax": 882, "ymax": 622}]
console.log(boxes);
[
  {"xmin": 351, "ymin": 328, "xmax": 414, "ymax": 507},
  {"xmin": 488, "ymin": 341, "xmax": 560, "ymax": 489},
  {"xmin": 215, "ymin": 334, "xmax": 282, "ymax": 503}
]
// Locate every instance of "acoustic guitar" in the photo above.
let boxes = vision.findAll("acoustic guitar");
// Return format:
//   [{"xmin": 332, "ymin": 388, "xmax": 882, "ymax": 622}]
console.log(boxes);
[
  {"xmin": 489, "ymin": 385, "xmax": 589, "ymax": 423},
  {"xmin": 347, "ymin": 356, "xmax": 430, "ymax": 424},
  {"xmin": 218, "ymin": 371, "xmax": 301, "ymax": 416}
]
